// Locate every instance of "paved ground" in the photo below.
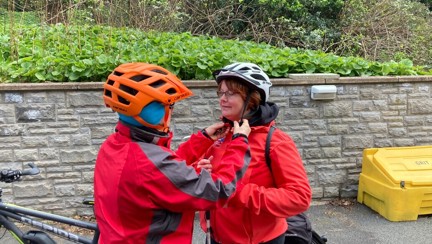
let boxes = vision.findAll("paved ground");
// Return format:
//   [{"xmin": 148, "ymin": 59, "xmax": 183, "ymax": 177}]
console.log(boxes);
[
  {"xmin": 1, "ymin": 199, "xmax": 431, "ymax": 243},
  {"xmin": 305, "ymin": 200, "xmax": 432, "ymax": 244},
  {"xmin": 193, "ymin": 199, "xmax": 432, "ymax": 244}
]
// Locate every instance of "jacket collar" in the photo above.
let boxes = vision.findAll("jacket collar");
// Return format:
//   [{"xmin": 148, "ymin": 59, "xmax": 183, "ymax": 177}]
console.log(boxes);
[{"xmin": 115, "ymin": 121, "xmax": 173, "ymax": 147}]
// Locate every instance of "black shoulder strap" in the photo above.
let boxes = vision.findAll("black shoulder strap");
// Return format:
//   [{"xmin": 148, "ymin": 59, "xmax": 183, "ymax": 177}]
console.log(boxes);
[{"xmin": 265, "ymin": 125, "xmax": 276, "ymax": 172}]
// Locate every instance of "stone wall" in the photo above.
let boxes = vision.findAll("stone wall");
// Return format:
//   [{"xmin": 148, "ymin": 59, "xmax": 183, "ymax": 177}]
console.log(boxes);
[{"xmin": 0, "ymin": 75, "xmax": 431, "ymax": 217}]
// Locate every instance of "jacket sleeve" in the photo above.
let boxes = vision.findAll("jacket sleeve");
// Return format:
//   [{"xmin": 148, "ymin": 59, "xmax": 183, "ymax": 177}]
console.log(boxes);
[
  {"xmin": 143, "ymin": 136, "xmax": 251, "ymax": 212},
  {"xmin": 175, "ymin": 130, "xmax": 214, "ymax": 165},
  {"xmin": 228, "ymin": 134, "xmax": 312, "ymax": 217}
]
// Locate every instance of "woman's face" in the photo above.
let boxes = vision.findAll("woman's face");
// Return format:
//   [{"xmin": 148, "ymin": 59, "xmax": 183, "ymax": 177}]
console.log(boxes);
[{"xmin": 218, "ymin": 81, "xmax": 245, "ymax": 122}]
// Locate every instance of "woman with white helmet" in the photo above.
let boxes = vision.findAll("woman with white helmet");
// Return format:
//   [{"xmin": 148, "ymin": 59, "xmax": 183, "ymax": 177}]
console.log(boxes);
[{"xmin": 199, "ymin": 62, "xmax": 312, "ymax": 244}]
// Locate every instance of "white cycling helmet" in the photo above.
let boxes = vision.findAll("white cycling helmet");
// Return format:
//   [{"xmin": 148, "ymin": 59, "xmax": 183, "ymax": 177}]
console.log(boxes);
[{"xmin": 213, "ymin": 62, "xmax": 272, "ymax": 102}]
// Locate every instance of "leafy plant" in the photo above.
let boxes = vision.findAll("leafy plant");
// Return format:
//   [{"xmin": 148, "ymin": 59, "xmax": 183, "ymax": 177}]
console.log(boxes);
[{"xmin": 0, "ymin": 23, "xmax": 430, "ymax": 83}]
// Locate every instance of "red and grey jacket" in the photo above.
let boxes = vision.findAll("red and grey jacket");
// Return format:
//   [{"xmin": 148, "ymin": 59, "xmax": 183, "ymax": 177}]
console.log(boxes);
[
  {"xmin": 200, "ymin": 121, "xmax": 312, "ymax": 244},
  {"xmin": 94, "ymin": 121, "xmax": 250, "ymax": 244}
]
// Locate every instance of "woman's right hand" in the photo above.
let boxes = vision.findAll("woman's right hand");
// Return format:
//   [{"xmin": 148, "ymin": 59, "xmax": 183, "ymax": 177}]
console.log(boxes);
[
  {"xmin": 203, "ymin": 122, "xmax": 229, "ymax": 141},
  {"xmin": 233, "ymin": 119, "xmax": 250, "ymax": 137}
]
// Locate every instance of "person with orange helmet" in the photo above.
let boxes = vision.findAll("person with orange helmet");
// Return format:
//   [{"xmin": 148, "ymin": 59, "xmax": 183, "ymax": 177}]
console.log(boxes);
[{"xmin": 94, "ymin": 62, "xmax": 252, "ymax": 243}]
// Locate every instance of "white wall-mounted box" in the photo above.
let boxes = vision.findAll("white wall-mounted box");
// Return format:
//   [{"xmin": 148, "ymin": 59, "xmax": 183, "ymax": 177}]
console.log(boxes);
[{"xmin": 311, "ymin": 85, "xmax": 337, "ymax": 100}]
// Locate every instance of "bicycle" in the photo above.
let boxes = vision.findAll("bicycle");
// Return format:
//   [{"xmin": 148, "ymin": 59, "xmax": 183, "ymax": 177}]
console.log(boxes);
[{"xmin": 0, "ymin": 163, "xmax": 99, "ymax": 244}]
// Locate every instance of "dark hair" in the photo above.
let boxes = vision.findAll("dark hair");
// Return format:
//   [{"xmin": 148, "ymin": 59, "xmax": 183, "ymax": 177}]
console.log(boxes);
[{"xmin": 218, "ymin": 78, "xmax": 261, "ymax": 111}]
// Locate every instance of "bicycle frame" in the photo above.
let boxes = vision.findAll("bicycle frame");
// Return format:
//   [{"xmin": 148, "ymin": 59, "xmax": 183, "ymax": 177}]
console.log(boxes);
[
  {"xmin": 0, "ymin": 201, "xmax": 98, "ymax": 244},
  {"xmin": 0, "ymin": 163, "xmax": 99, "ymax": 244}
]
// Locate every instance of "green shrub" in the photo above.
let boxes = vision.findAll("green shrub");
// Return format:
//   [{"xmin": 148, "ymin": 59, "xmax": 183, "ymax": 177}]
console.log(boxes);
[
  {"xmin": 336, "ymin": 0, "xmax": 432, "ymax": 68},
  {"xmin": 179, "ymin": 0, "xmax": 344, "ymax": 50}
]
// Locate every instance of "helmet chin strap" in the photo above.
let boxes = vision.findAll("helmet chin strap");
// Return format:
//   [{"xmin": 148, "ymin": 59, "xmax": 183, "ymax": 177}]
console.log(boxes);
[{"xmin": 239, "ymin": 90, "xmax": 252, "ymax": 125}]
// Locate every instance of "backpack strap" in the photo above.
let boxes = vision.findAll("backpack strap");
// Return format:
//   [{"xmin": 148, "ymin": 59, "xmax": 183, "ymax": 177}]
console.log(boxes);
[
  {"xmin": 264, "ymin": 125, "xmax": 314, "ymax": 244},
  {"xmin": 265, "ymin": 125, "xmax": 276, "ymax": 172}
]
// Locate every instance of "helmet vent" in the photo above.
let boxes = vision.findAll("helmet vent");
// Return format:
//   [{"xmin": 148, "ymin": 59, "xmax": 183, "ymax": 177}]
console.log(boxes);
[
  {"xmin": 150, "ymin": 80, "xmax": 166, "ymax": 88},
  {"xmin": 119, "ymin": 84, "xmax": 138, "ymax": 96},
  {"xmin": 107, "ymin": 79, "xmax": 115, "ymax": 86},
  {"xmin": 166, "ymin": 88, "xmax": 177, "ymax": 95},
  {"xmin": 114, "ymin": 71, "xmax": 124, "ymax": 76},
  {"xmin": 118, "ymin": 96, "xmax": 130, "ymax": 105},
  {"xmin": 130, "ymin": 75, "xmax": 149, "ymax": 82},
  {"xmin": 151, "ymin": 69, "xmax": 168, "ymax": 75},
  {"xmin": 251, "ymin": 74, "xmax": 266, "ymax": 81},
  {"xmin": 104, "ymin": 89, "xmax": 112, "ymax": 97}
]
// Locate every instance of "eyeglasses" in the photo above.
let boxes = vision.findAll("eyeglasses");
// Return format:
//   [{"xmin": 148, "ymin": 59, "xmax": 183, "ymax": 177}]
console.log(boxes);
[{"xmin": 216, "ymin": 90, "xmax": 239, "ymax": 99}]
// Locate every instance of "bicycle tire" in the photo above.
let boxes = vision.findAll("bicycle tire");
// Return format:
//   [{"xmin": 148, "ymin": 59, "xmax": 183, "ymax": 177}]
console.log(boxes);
[{"xmin": 311, "ymin": 230, "xmax": 327, "ymax": 244}]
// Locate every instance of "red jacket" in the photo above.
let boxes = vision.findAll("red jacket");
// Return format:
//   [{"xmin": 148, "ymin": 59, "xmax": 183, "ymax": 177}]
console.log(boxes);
[
  {"xmin": 200, "ymin": 121, "xmax": 312, "ymax": 244},
  {"xmin": 94, "ymin": 122, "xmax": 250, "ymax": 244}
]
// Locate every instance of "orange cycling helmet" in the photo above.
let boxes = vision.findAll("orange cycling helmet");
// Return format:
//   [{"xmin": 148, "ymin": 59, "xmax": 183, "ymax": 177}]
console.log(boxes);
[{"xmin": 103, "ymin": 62, "xmax": 193, "ymax": 132}]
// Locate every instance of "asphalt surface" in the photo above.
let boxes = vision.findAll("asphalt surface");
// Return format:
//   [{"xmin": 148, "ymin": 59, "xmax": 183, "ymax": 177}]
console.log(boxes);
[
  {"xmin": 304, "ymin": 200, "xmax": 432, "ymax": 244},
  {"xmin": 193, "ymin": 199, "xmax": 432, "ymax": 244},
  {"xmin": 1, "ymin": 199, "xmax": 431, "ymax": 243}
]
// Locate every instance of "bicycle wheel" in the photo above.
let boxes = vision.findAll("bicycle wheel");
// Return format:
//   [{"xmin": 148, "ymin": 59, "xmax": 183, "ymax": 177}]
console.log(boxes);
[{"xmin": 311, "ymin": 230, "xmax": 327, "ymax": 244}]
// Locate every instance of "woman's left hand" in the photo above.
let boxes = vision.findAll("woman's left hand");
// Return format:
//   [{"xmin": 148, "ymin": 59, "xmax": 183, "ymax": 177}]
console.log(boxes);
[{"xmin": 197, "ymin": 156, "xmax": 214, "ymax": 172}]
